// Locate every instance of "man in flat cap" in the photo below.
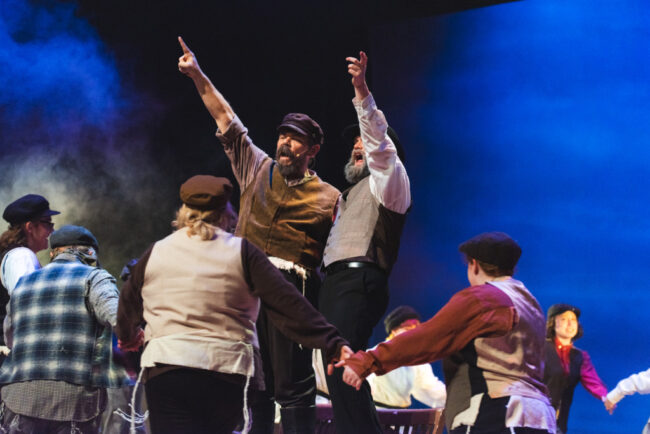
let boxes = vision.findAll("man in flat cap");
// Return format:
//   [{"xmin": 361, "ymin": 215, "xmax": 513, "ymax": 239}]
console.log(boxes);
[
  {"xmin": 0, "ymin": 194, "xmax": 59, "ymax": 362},
  {"xmin": 177, "ymin": 38, "xmax": 339, "ymax": 433},
  {"xmin": 317, "ymin": 51, "xmax": 411, "ymax": 433},
  {"xmin": 0, "ymin": 225, "xmax": 129, "ymax": 433},
  {"xmin": 337, "ymin": 232, "xmax": 557, "ymax": 434}
]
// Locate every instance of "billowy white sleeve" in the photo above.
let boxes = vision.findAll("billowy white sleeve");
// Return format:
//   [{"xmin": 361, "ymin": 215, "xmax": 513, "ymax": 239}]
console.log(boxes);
[
  {"xmin": 411, "ymin": 363, "xmax": 446, "ymax": 408},
  {"xmin": 606, "ymin": 368, "xmax": 650, "ymax": 404},
  {"xmin": 353, "ymin": 93, "xmax": 411, "ymax": 214}
]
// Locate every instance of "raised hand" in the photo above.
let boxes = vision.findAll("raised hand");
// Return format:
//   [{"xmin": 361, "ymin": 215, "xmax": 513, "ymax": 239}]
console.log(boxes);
[
  {"xmin": 178, "ymin": 36, "xmax": 202, "ymax": 78},
  {"xmin": 346, "ymin": 51, "xmax": 370, "ymax": 99},
  {"xmin": 118, "ymin": 328, "xmax": 145, "ymax": 352}
]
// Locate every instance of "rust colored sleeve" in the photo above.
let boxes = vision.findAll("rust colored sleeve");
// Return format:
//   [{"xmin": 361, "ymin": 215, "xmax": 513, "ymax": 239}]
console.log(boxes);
[{"xmin": 345, "ymin": 284, "xmax": 518, "ymax": 378}]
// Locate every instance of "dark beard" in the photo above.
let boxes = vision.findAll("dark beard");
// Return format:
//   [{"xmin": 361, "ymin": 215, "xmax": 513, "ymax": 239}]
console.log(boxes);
[
  {"xmin": 344, "ymin": 158, "xmax": 370, "ymax": 184},
  {"xmin": 276, "ymin": 145, "xmax": 308, "ymax": 180}
]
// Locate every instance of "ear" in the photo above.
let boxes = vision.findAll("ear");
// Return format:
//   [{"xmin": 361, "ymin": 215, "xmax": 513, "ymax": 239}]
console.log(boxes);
[
  {"xmin": 308, "ymin": 144, "xmax": 320, "ymax": 158},
  {"xmin": 24, "ymin": 221, "xmax": 35, "ymax": 235},
  {"xmin": 470, "ymin": 258, "xmax": 480, "ymax": 275}
]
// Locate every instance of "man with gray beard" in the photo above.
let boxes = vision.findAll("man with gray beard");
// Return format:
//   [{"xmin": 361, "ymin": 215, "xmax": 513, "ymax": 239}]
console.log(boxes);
[{"xmin": 319, "ymin": 51, "xmax": 411, "ymax": 434}]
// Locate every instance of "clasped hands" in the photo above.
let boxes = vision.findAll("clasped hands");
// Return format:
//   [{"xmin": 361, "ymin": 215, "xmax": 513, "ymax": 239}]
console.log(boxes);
[{"xmin": 327, "ymin": 345, "xmax": 365, "ymax": 391}]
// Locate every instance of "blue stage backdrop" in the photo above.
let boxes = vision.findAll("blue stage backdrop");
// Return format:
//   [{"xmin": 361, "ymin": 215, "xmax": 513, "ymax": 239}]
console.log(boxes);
[{"xmin": 372, "ymin": 1, "xmax": 650, "ymax": 432}]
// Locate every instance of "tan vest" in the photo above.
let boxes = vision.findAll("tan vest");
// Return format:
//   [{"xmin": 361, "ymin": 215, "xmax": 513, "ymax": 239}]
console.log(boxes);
[
  {"xmin": 322, "ymin": 177, "xmax": 407, "ymax": 273},
  {"xmin": 237, "ymin": 159, "xmax": 339, "ymax": 271},
  {"xmin": 142, "ymin": 228, "xmax": 259, "ymax": 348},
  {"xmin": 443, "ymin": 279, "xmax": 550, "ymax": 426}
]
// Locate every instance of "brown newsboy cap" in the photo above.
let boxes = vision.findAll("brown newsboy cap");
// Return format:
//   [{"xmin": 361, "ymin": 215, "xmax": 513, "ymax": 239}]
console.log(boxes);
[
  {"xmin": 180, "ymin": 175, "xmax": 233, "ymax": 210},
  {"xmin": 277, "ymin": 113, "xmax": 324, "ymax": 146}
]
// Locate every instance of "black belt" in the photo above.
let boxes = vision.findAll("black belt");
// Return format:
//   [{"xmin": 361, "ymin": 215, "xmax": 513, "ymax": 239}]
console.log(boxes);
[{"xmin": 324, "ymin": 261, "xmax": 379, "ymax": 275}]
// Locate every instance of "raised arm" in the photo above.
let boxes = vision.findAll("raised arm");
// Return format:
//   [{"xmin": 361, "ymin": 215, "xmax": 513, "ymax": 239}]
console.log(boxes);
[
  {"xmin": 346, "ymin": 52, "xmax": 411, "ymax": 213},
  {"xmin": 178, "ymin": 36, "xmax": 235, "ymax": 133}
]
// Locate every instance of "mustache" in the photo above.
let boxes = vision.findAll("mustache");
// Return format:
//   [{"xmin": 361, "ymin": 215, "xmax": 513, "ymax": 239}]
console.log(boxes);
[{"xmin": 277, "ymin": 144, "xmax": 294, "ymax": 159}]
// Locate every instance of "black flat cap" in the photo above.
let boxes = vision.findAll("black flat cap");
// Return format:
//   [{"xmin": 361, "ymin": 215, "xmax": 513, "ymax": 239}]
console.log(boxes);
[
  {"xmin": 180, "ymin": 175, "xmax": 233, "ymax": 210},
  {"xmin": 277, "ymin": 113, "xmax": 324, "ymax": 146},
  {"xmin": 384, "ymin": 305, "xmax": 421, "ymax": 334},
  {"xmin": 3, "ymin": 194, "xmax": 60, "ymax": 225},
  {"xmin": 459, "ymin": 231, "xmax": 521, "ymax": 271},
  {"xmin": 50, "ymin": 225, "xmax": 99, "ymax": 251},
  {"xmin": 342, "ymin": 124, "xmax": 405, "ymax": 164},
  {"xmin": 547, "ymin": 303, "xmax": 581, "ymax": 319}
]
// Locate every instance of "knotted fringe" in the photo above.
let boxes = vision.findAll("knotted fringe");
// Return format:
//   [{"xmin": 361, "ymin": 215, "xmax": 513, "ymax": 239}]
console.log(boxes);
[{"xmin": 114, "ymin": 368, "xmax": 149, "ymax": 434}]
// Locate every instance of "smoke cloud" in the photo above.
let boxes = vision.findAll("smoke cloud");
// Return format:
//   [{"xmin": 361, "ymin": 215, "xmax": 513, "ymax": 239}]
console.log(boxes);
[{"xmin": 0, "ymin": 0, "xmax": 176, "ymax": 278}]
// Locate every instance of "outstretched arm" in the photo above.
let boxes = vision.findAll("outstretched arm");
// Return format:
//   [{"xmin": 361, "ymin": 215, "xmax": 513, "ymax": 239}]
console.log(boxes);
[
  {"xmin": 346, "ymin": 52, "xmax": 411, "ymax": 213},
  {"xmin": 178, "ymin": 36, "xmax": 235, "ymax": 133},
  {"xmin": 604, "ymin": 367, "xmax": 650, "ymax": 414},
  {"xmin": 337, "ymin": 284, "xmax": 517, "ymax": 390}
]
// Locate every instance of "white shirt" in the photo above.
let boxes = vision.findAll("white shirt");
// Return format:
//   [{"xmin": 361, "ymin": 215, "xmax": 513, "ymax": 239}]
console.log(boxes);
[
  {"xmin": 352, "ymin": 93, "xmax": 411, "ymax": 215},
  {"xmin": 606, "ymin": 368, "xmax": 650, "ymax": 404},
  {"xmin": 1, "ymin": 247, "xmax": 40, "ymax": 294}
]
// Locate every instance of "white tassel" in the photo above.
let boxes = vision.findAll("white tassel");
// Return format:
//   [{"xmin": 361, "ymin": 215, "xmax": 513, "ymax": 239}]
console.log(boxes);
[{"xmin": 113, "ymin": 369, "xmax": 149, "ymax": 433}]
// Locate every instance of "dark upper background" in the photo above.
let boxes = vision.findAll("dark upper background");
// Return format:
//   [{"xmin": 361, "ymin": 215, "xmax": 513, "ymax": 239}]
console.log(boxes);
[{"xmin": 1, "ymin": 1, "xmax": 648, "ymax": 432}]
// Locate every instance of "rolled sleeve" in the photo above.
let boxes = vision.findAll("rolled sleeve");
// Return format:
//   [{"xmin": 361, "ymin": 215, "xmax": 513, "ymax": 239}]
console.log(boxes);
[{"xmin": 215, "ymin": 115, "xmax": 269, "ymax": 190}]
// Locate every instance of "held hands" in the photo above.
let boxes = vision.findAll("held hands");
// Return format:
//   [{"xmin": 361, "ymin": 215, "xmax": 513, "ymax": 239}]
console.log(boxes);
[
  {"xmin": 603, "ymin": 397, "xmax": 616, "ymax": 415},
  {"xmin": 327, "ymin": 345, "xmax": 354, "ymax": 375},
  {"xmin": 178, "ymin": 36, "xmax": 202, "ymax": 78},
  {"xmin": 118, "ymin": 328, "xmax": 145, "ymax": 352},
  {"xmin": 331, "ymin": 348, "xmax": 364, "ymax": 391}
]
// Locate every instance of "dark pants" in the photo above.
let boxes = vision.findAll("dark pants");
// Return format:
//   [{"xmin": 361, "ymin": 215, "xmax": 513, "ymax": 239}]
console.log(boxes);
[
  {"xmin": 250, "ymin": 269, "xmax": 320, "ymax": 434},
  {"xmin": 449, "ymin": 395, "xmax": 555, "ymax": 434},
  {"xmin": 144, "ymin": 368, "xmax": 244, "ymax": 434},
  {"xmin": 319, "ymin": 265, "xmax": 389, "ymax": 434},
  {"xmin": 0, "ymin": 405, "xmax": 101, "ymax": 434}
]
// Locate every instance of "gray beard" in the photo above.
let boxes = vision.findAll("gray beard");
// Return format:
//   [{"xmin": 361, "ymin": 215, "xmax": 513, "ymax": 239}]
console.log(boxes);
[
  {"xmin": 344, "ymin": 160, "xmax": 370, "ymax": 184},
  {"xmin": 277, "ymin": 160, "xmax": 306, "ymax": 180}
]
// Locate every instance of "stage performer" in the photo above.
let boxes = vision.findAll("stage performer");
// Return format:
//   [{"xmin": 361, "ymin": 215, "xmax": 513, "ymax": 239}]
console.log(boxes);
[
  {"xmin": 317, "ymin": 50, "xmax": 411, "ymax": 433},
  {"xmin": 337, "ymin": 232, "xmax": 556, "ymax": 434},
  {"xmin": 543, "ymin": 304, "xmax": 608, "ymax": 433},
  {"xmin": 0, "ymin": 194, "xmax": 59, "ymax": 361},
  {"xmin": 0, "ymin": 225, "xmax": 129, "ymax": 433},
  {"xmin": 604, "ymin": 367, "xmax": 650, "ymax": 433},
  {"xmin": 177, "ymin": 37, "xmax": 340, "ymax": 434},
  {"xmin": 116, "ymin": 175, "xmax": 350, "ymax": 434}
]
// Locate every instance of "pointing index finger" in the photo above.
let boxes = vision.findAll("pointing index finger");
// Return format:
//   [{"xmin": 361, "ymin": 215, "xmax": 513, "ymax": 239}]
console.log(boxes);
[
  {"xmin": 178, "ymin": 36, "xmax": 191, "ymax": 54},
  {"xmin": 359, "ymin": 51, "xmax": 368, "ymax": 65}
]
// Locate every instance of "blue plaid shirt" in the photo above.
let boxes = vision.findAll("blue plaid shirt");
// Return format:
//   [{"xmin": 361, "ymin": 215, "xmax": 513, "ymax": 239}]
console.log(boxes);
[{"xmin": 0, "ymin": 255, "xmax": 128, "ymax": 389}]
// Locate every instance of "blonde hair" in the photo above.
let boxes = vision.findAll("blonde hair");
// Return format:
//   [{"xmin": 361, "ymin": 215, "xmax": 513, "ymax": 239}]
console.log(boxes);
[{"xmin": 172, "ymin": 204, "xmax": 228, "ymax": 241}]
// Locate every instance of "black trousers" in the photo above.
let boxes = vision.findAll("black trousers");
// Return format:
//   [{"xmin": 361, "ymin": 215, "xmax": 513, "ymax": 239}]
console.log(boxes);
[
  {"xmin": 145, "ymin": 368, "xmax": 244, "ymax": 434},
  {"xmin": 250, "ymin": 269, "xmax": 320, "ymax": 432},
  {"xmin": 319, "ymin": 266, "xmax": 389, "ymax": 434}
]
